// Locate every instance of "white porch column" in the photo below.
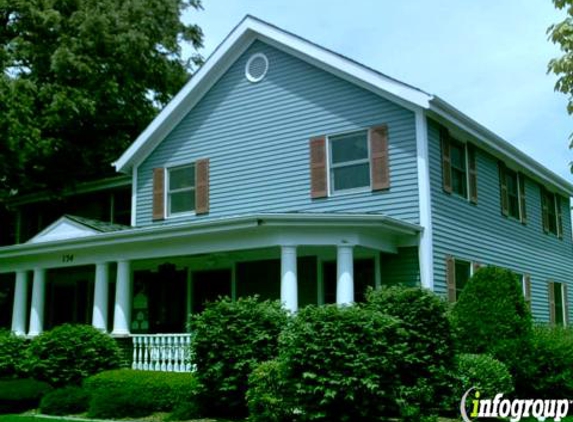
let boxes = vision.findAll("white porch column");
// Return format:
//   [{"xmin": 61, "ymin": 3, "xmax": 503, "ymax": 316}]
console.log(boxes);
[
  {"xmin": 92, "ymin": 263, "xmax": 109, "ymax": 331},
  {"xmin": 28, "ymin": 268, "xmax": 46, "ymax": 336},
  {"xmin": 11, "ymin": 271, "xmax": 28, "ymax": 335},
  {"xmin": 112, "ymin": 260, "xmax": 132, "ymax": 336},
  {"xmin": 336, "ymin": 245, "xmax": 354, "ymax": 305},
  {"xmin": 280, "ymin": 246, "xmax": 298, "ymax": 312}
]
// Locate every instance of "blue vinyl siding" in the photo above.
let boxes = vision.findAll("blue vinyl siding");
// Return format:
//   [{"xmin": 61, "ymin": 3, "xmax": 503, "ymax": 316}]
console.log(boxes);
[
  {"xmin": 380, "ymin": 246, "xmax": 420, "ymax": 286},
  {"xmin": 136, "ymin": 41, "xmax": 419, "ymax": 226},
  {"xmin": 428, "ymin": 119, "xmax": 573, "ymax": 322}
]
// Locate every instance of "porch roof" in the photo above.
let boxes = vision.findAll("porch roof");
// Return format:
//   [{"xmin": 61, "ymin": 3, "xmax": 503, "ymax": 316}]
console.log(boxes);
[{"xmin": 0, "ymin": 213, "xmax": 422, "ymax": 273}]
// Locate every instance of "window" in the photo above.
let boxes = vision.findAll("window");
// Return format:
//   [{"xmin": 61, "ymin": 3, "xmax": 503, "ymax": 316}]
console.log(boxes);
[
  {"xmin": 541, "ymin": 188, "xmax": 562, "ymax": 237},
  {"xmin": 454, "ymin": 259, "xmax": 471, "ymax": 301},
  {"xmin": 450, "ymin": 140, "xmax": 467, "ymax": 198},
  {"xmin": 329, "ymin": 130, "xmax": 370, "ymax": 193},
  {"xmin": 167, "ymin": 164, "xmax": 195, "ymax": 215},
  {"xmin": 550, "ymin": 282, "xmax": 568, "ymax": 326}
]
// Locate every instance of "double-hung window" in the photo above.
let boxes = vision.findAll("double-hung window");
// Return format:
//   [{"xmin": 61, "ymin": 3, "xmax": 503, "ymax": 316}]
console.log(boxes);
[
  {"xmin": 541, "ymin": 188, "xmax": 562, "ymax": 237},
  {"xmin": 550, "ymin": 281, "xmax": 568, "ymax": 326},
  {"xmin": 328, "ymin": 130, "xmax": 370, "ymax": 193},
  {"xmin": 449, "ymin": 140, "xmax": 467, "ymax": 198},
  {"xmin": 167, "ymin": 164, "xmax": 195, "ymax": 215},
  {"xmin": 505, "ymin": 168, "xmax": 520, "ymax": 219}
]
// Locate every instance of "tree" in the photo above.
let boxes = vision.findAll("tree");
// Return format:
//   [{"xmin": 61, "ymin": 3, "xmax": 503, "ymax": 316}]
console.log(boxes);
[
  {"xmin": 0, "ymin": 0, "xmax": 204, "ymax": 198},
  {"xmin": 548, "ymin": 0, "xmax": 573, "ymax": 141}
]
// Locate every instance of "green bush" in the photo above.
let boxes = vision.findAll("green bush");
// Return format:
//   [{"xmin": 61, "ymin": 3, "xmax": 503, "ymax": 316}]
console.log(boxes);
[
  {"xmin": 247, "ymin": 360, "xmax": 293, "ymax": 422},
  {"xmin": 190, "ymin": 296, "xmax": 288, "ymax": 418},
  {"xmin": 453, "ymin": 354, "xmax": 513, "ymax": 400},
  {"xmin": 25, "ymin": 324, "xmax": 121, "ymax": 386},
  {"xmin": 0, "ymin": 378, "xmax": 52, "ymax": 414},
  {"xmin": 514, "ymin": 326, "xmax": 573, "ymax": 398},
  {"xmin": 450, "ymin": 266, "xmax": 531, "ymax": 381},
  {"xmin": 279, "ymin": 304, "xmax": 406, "ymax": 421},
  {"xmin": 85, "ymin": 369, "xmax": 198, "ymax": 418},
  {"xmin": 40, "ymin": 385, "xmax": 90, "ymax": 415},
  {"xmin": 0, "ymin": 330, "xmax": 28, "ymax": 378},
  {"xmin": 366, "ymin": 286, "xmax": 455, "ymax": 418}
]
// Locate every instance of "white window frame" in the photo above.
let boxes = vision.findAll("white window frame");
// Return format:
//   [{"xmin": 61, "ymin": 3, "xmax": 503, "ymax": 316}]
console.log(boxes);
[
  {"xmin": 166, "ymin": 163, "xmax": 196, "ymax": 218},
  {"xmin": 554, "ymin": 282, "xmax": 568, "ymax": 327},
  {"xmin": 327, "ymin": 129, "xmax": 371, "ymax": 195}
]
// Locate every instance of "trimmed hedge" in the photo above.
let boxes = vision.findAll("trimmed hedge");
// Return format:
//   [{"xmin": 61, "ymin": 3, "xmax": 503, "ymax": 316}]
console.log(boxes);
[
  {"xmin": 40, "ymin": 386, "xmax": 90, "ymax": 416},
  {"xmin": 85, "ymin": 369, "xmax": 198, "ymax": 418},
  {"xmin": 25, "ymin": 324, "xmax": 121, "ymax": 386},
  {"xmin": 279, "ymin": 304, "xmax": 406, "ymax": 421},
  {"xmin": 0, "ymin": 330, "xmax": 28, "ymax": 378},
  {"xmin": 0, "ymin": 378, "xmax": 52, "ymax": 414},
  {"xmin": 190, "ymin": 296, "xmax": 288, "ymax": 418},
  {"xmin": 453, "ymin": 354, "xmax": 513, "ymax": 399},
  {"xmin": 247, "ymin": 360, "xmax": 293, "ymax": 422},
  {"xmin": 366, "ymin": 286, "xmax": 455, "ymax": 419}
]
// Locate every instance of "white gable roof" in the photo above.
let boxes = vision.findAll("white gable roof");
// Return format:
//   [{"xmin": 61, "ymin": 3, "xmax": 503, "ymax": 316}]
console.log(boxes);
[
  {"xmin": 29, "ymin": 216, "xmax": 100, "ymax": 243},
  {"xmin": 113, "ymin": 15, "xmax": 573, "ymax": 196}
]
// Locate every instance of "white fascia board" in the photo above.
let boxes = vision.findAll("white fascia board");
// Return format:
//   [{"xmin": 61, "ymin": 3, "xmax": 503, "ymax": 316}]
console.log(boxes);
[
  {"xmin": 113, "ymin": 16, "xmax": 432, "ymax": 173},
  {"xmin": 429, "ymin": 97, "xmax": 573, "ymax": 197}
]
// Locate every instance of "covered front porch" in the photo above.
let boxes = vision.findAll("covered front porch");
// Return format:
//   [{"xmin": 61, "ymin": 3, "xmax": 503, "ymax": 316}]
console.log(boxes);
[{"xmin": 0, "ymin": 213, "xmax": 423, "ymax": 371}]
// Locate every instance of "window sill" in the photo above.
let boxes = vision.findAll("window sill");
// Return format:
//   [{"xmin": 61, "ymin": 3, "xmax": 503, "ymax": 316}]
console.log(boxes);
[{"xmin": 165, "ymin": 211, "xmax": 197, "ymax": 220}]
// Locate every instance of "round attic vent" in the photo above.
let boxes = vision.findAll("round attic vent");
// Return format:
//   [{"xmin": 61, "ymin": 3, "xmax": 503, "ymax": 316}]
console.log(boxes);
[{"xmin": 245, "ymin": 53, "xmax": 268, "ymax": 83}]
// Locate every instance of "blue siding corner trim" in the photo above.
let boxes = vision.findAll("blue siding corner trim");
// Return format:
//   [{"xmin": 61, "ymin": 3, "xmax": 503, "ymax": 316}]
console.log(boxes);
[
  {"xmin": 428, "ymin": 119, "xmax": 573, "ymax": 322},
  {"xmin": 137, "ymin": 41, "xmax": 419, "ymax": 226}
]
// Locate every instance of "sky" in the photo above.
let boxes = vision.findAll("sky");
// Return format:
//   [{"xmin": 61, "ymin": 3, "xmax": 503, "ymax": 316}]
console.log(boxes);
[{"xmin": 183, "ymin": 0, "xmax": 573, "ymax": 183}]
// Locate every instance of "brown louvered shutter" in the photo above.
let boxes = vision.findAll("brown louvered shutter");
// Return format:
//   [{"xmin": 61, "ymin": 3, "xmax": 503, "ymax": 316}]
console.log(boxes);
[
  {"xmin": 548, "ymin": 281, "xmax": 556, "ymax": 325},
  {"xmin": 541, "ymin": 188, "xmax": 550, "ymax": 234},
  {"xmin": 370, "ymin": 125, "xmax": 390, "ymax": 191},
  {"xmin": 467, "ymin": 146, "xmax": 478, "ymax": 204},
  {"xmin": 446, "ymin": 255, "xmax": 456, "ymax": 303},
  {"xmin": 440, "ymin": 127, "xmax": 452, "ymax": 193},
  {"xmin": 498, "ymin": 162, "xmax": 509, "ymax": 217},
  {"xmin": 562, "ymin": 283, "xmax": 569, "ymax": 326},
  {"xmin": 152, "ymin": 168, "xmax": 165, "ymax": 221},
  {"xmin": 556, "ymin": 195, "xmax": 563, "ymax": 239},
  {"xmin": 523, "ymin": 274, "xmax": 532, "ymax": 309},
  {"xmin": 195, "ymin": 159, "xmax": 210, "ymax": 215},
  {"xmin": 309, "ymin": 137, "xmax": 327, "ymax": 199},
  {"xmin": 518, "ymin": 173, "xmax": 527, "ymax": 224}
]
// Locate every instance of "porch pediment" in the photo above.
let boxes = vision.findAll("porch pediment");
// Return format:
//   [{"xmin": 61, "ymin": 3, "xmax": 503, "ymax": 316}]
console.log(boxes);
[{"xmin": 28, "ymin": 215, "xmax": 129, "ymax": 244}]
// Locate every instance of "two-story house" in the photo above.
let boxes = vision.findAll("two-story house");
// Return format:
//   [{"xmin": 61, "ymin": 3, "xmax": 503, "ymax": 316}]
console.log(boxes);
[{"xmin": 0, "ymin": 16, "xmax": 572, "ymax": 370}]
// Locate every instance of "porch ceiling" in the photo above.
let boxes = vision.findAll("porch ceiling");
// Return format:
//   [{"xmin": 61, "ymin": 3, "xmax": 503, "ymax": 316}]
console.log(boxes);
[{"xmin": 0, "ymin": 213, "xmax": 422, "ymax": 273}]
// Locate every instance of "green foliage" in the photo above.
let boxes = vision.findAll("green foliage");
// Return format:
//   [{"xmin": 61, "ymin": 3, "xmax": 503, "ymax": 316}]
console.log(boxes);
[
  {"xmin": 25, "ymin": 324, "xmax": 121, "ymax": 386},
  {"xmin": 0, "ymin": 330, "xmax": 27, "ymax": 378},
  {"xmin": 247, "ymin": 360, "xmax": 293, "ymax": 422},
  {"xmin": 548, "ymin": 0, "xmax": 573, "ymax": 123},
  {"xmin": 39, "ymin": 386, "xmax": 90, "ymax": 416},
  {"xmin": 279, "ymin": 304, "xmax": 406, "ymax": 421},
  {"xmin": 366, "ymin": 286, "xmax": 455, "ymax": 418},
  {"xmin": 450, "ymin": 267, "xmax": 531, "ymax": 356},
  {"xmin": 0, "ymin": 378, "xmax": 52, "ymax": 414},
  {"xmin": 84, "ymin": 369, "xmax": 198, "ymax": 418},
  {"xmin": 514, "ymin": 326, "xmax": 573, "ymax": 398},
  {"xmin": 0, "ymin": 0, "xmax": 204, "ymax": 198},
  {"xmin": 453, "ymin": 354, "xmax": 513, "ymax": 399},
  {"xmin": 190, "ymin": 296, "xmax": 288, "ymax": 418}
]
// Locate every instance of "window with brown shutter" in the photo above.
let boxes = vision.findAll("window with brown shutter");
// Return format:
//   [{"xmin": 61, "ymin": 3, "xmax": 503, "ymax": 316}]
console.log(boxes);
[
  {"xmin": 556, "ymin": 195, "xmax": 563, "ymax": 239},
  {"xmin": 467, "ymin": 146, "xmax": 478, "ymax": 204},
  {"xmin": 518, "ymin": 173, "xmax": 527, "ymax": 224},
  {"xmin": 446, "ymin": 255, "xmax": 456, "ymax": 303},
  {"xmin": 548, "ymin": 281, "xmax": 556, "ymax": 325},
  {"xmin": 440, "ymin": 127, "xmax": 452, "ymax": 194},
  {"xmin": 370, "ymin": 125, "xmax": 390, "ymax": 191},
  {"xmin": 152, "ymin": 168, "xmax": 165, "ymax": 221},
  {"xmin": 563, "ymin": 284, "xmax": 569, "ymax": 326},
  {"xmin": 541, "ymin": 187, "xmax": 559, "ymax": 236},
  {"xmin": 498, "ymin": 162, "xmax": 509, "ymax": 217},
  {"xmin": 309, "ymin": 137, "xmax": 327, "ymax": 198},
  {"xmin": 195, "ymin": 158, "xmax": 210, "ymax": 215},
  {"xmin": 523, "ymin": 274, "xmax": 531, "ymax": 309}
]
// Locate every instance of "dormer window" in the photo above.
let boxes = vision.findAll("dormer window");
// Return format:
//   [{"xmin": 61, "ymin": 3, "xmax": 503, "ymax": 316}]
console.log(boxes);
[{"xmin": 167, "ymin": 164, "xmax": 196, "ymax": 215}]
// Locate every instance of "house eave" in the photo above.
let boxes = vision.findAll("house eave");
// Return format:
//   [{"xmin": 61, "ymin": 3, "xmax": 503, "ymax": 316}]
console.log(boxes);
[{"xmin": 428, "ymin": 97, "xmax": 573, "ymax": 197}]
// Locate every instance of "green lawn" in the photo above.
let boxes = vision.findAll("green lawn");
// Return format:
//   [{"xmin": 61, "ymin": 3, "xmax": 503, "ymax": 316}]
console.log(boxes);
[{"xmin": 0, "ymin": 417, "xmax": 67, "ymax": 422}]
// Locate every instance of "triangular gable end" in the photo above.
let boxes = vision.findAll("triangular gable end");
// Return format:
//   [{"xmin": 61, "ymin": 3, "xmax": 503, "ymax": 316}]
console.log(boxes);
[
  {"xmin": 112, "ymin": 15, "xmax": 432, "ymax": 174},
  {"xmin": 28, "ymin": 216, "xmax": 101, "ymax": 244}
]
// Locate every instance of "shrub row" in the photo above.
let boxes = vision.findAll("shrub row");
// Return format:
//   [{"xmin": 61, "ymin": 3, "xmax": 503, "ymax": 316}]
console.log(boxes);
[{"xmin": 0, "ymin": 378, "xmax": 52, "ymax": 414}]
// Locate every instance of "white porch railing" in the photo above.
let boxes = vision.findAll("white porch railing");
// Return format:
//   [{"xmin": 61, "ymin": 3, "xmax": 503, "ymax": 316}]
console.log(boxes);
[{"xmin": 131, "ymin": 333, "xmax": 194, "ymax": 372}]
